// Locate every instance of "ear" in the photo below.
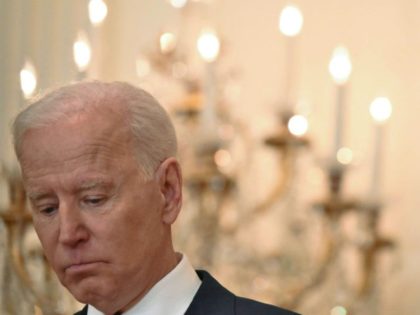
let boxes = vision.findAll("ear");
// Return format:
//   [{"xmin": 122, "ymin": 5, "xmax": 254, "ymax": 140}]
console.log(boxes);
[{"xmin": 154, "ymin": 157, "xmax": 183, "ymax": 225}]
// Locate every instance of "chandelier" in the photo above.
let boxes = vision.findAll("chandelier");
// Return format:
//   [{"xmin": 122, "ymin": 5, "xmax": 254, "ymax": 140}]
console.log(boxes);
[{"xmin": 0, "ymin": 1, "xmax": 396, "ymax": 315}]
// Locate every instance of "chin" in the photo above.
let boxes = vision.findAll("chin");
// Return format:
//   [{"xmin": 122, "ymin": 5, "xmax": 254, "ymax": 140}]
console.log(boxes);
[{"xmin": 66, "ymin": 277, "xmax": 116, "ymax": 305}]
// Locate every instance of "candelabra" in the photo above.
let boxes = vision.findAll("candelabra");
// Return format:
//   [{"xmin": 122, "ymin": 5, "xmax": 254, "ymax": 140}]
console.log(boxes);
[
  {"xmin": 0, "ymin": 1, "xmax": 397, "ymax": 315},
  {"xmin": 0, "ymin": 166, "xmax": 76, "ymax": 315},
  {"xmin": 135, "ymin": 4, "xmax": 396, "ymax": 312}
]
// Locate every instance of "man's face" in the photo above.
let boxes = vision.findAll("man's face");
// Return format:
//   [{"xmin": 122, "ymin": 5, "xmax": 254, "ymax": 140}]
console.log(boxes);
[{"xmin": 19, "ymin": 112, "xmax": 174, "ymax": 311}]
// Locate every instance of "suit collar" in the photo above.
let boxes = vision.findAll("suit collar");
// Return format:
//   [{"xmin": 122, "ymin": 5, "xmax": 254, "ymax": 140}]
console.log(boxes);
[
  {"xmin": 74, "ymin": 305, "xmax": 88, "ymax": 315},
  {"xmin": 184, "ymin": 270, "xmax": 235, "ymax": 315},
  {"xmin": 74, "ymin": 271, "xmax": 234, "ymax": 315}
]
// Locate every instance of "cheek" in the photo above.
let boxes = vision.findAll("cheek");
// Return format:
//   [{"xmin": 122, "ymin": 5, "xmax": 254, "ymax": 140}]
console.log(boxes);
[
  {"xmin": 106, "ymin": 204, "xmax": 162, "ymax": 255},
  {"xmin": 33, "ymin": 222, "xmax": 60, "ymax": 268},
  {"xmin": 33, "ymin": 220, "xmax": 55, "ymax": 249}
]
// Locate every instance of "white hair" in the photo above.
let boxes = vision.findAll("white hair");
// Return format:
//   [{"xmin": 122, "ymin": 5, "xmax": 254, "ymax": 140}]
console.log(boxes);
[{"xmin": 12, "ymin": 81, "xmax": 178, "ymax": 178}]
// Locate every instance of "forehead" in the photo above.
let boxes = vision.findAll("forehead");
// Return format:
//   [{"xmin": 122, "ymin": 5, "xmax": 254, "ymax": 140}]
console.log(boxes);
[{"xmin": 19, "ymin": 111, "xmax": 136, "ymax": 180}]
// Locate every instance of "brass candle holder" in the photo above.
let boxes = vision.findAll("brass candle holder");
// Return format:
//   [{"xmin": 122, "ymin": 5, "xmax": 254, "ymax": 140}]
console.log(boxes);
[{"xmin": 0, "ymin": 169, "xmax": 63, "ymax": 315}]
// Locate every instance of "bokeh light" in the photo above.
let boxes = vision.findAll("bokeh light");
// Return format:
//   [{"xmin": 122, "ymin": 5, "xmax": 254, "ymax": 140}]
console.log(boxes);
[
  {"xmin": 197, "ymin": 30, "xmax": 220, "ymax": 62},
  {"xmin": 279, "ymin": 5, "xmax": 304, "ymax": 37},
  {"xmin": 329, "ymin": 46, "xmax": 352, "ymax": 84},
  {"xmin": 20, "ymin": 60, "xmax": 37, "ymax": 99},
  {"xmin": 288, "ymin": 114, "xmax": 309, "ymax": 136},
  {"xmin": 370, "ymin": 97, "xmax": 393, "ymax": 123}
]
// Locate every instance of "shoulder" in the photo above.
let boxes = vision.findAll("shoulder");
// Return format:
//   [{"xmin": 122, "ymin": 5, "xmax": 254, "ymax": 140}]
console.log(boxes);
[
  {"xmin": 73, "ymin": 305, "xmax": 88, "ymax": 315},
  {"xmin": 235, "ymin": 296, "xmax": 300, "ymax": 315},
  {"xmin": 194, "ymin": 270, "xmax": 300, "ymax": 315}
]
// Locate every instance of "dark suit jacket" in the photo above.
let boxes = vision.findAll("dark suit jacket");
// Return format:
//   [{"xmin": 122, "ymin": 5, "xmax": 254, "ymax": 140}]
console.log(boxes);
[{"xmin": 74, "ymin": 270, "xmax": 300, "ymax": 315}]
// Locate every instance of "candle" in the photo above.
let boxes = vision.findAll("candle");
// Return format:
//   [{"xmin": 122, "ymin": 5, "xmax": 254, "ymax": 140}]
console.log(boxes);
[
  {"xmin": 88, "ymin": 0, "xmax": 108, "ymax": 78},
  {"xmin": 278, "ymin": 5, "xmax": 303, "ymax": 110},
  {"xmin": 328, "ymin": 46, "xmax": 352, "ymax": 161},
  {"xmin": 197, "ymin": 29, "xmax": 220, "ymax": 127},
  {"xmin": 20, "ymin": 60, "xmax": 37, "ymax": 99},
  {"xmin": 73, "ymin": 30, "xmax": 92, "ymax": 79},
  {"xmin": 88, "ymin": 0, "xmax": 108, "ymax": 26},
  {"xmin": 369, "ymin": 97, "xmax": 392, "ymax": 200},
  {"xmin": 159, "ymin": 32, "xmax": 177, "ymax": 55}
]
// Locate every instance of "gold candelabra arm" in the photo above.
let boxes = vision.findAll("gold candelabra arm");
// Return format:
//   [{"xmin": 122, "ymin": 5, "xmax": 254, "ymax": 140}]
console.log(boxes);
[
  {"xmin": 0, "ymin": 173, "xmax": 64, "ymax": 315},
  {"xmin": 284, "ymin": 217, "xmax": 340, "ymax": 309},
  {"xmin": 356, "ymin": 205, "xmax": 396, "ymax": 297},
  {"xmin": 255, "ymin": 120, "xmax": 309, "ymax": 213}
]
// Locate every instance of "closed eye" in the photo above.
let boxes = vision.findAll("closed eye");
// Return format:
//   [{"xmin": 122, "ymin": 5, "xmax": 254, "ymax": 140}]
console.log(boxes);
[
  {"xmin": 39, "ymin": 205, "xmax": 58, "ymax": 216},
  {"xmin": 83, "ymin": 196, "xmax": 106, "ymax": 207}
]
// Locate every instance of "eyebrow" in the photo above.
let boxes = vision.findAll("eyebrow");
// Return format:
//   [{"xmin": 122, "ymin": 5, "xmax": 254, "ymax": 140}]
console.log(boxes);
[
  {"xmin": 27, "ymin": 179, "xmax": 114, "ymax": 201},
  {"xmin": 77, "ymin": 179, "xmax": 114, "ymax": 192},
  {"xmin": 27, "ymin": 191, "xmax": 52, "ymax": 201}
]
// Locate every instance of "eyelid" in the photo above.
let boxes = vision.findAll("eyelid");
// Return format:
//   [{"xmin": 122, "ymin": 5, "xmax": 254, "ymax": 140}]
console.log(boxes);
[
  {"xmin": 33, "ymin": 203, "xmax": 58, "ymax": 216},
  {"xmin": 82, "ymin": 194, "xmax": 108, "ymax": 206}
]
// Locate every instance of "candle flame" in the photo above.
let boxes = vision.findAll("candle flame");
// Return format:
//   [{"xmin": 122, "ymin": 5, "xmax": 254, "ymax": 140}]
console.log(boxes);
[
  {"xmin": 89, "ymin": 0, "xmax": 108, "ymax": 26},
  {"xmin": 169, "ymin": 0, "xmax": 188, "ymax": 8},
  {"xmin": 20, "ymin": 60, "xmax": 37, "ymax": 99},
  {"xmin": 160, "ymin": 32, "xmax": 177, "ymax": 54},
  {"xmin": 370, "ymin": 97, "xmax": 392, "ymax": 123},
  {"xmin": 73, "ymin": 32, "xmax": 92, "ymax": 71},
  {"xmin": 279, "ymin": 5, "xmax": 304, "ymax": 37},
  {"xmin": 197, "ymin": 29, "xmax": 220, "ymax": 62},
  {"xmin": 288, "ymin": 114, "xmax": 308, "ymax": 136},
  {"xmin": 328, "ymin": 46, "xmax": 352, "ymax": 84}
]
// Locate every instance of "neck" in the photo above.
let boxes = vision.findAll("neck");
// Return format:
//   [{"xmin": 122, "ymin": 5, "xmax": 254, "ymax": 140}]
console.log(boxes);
[{"xmin": 104, "ymin": 249, "xmax": 180, "ymax": 315}]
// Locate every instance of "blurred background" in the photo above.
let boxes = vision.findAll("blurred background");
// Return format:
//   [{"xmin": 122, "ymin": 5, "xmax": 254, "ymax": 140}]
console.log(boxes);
[{"xmin": 0, "ymin": 0, "xmax": 419, "ymax": 314}]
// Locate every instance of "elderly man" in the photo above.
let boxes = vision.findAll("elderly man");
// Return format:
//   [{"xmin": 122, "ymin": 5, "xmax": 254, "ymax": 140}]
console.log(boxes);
[{"xmin": 12, "ymin": 81, "xmax": 299, "ymax": 315}]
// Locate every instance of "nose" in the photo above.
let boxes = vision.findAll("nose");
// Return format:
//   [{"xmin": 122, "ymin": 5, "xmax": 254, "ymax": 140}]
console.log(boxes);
[{"xmin": 58, "ymin": 203, "xmax": 90, "ymax": 247}]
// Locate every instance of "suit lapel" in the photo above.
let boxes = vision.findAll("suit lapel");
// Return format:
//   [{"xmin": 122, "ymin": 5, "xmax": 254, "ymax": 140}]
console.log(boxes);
[
  {"xmin": 73, "ymin": 305, "xmax": 88, "ymax": 315},
  {"xmin": 74, "ymin": 271, "xmax": 236, "ymax": 315},
  {"xmin": 184, "ymin": 270, "xmax": 235, "ymax": 315}
]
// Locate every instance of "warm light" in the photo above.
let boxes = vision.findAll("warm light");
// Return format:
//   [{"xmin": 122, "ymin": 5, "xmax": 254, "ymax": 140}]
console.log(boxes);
[
  {"xmin": 369, "ymin": 97, "xmax": 392, "ymax": 123},
  {"xmin": 160, "ymin": 32, "xmax": 177, "ymax": 54},
  {"xmin": 197, "ymin": 30, "xmax": 220, "ymax": 62},
  {"xmin": 135, "ymin": 55, "xmax": 151, "ymax": 77},
  {"xmin": 214, "ymin": 149, "xmax": 232, "ymax": 168},
  {"xmin": 278, "ymin": 5, "xmax": 303, "ymax": 37},
  {"xmin": 288, "ymin": 115, "xmax": 308, "ymax": 136},
  {"xmin": 330, "ymin": 306, "xmax": 347, "ymax": 315},
  {"xmin": 328, "ymin": 46, "xmax": 352, "ymax": 84},
  {"xmin": 88, "ymin": 0, "xmax": 108, "ymax": 26},
  {"xmin": 73, "ymin": 32, "xmax": 91, "ymax": 71},
  {"xmin": 20, "ymin": 60, "xmax": 37, "ymax": 99},
  {"xmin": 336, "ymin": 147, "xmax": 353, "ymax": 165},
  {"xmin": 169, "ymin": 0, "xmax": 188, "ymax": 8}
]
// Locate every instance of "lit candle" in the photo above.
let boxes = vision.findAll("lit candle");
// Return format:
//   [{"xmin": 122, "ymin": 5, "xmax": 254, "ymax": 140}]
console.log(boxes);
[
  {"xmin": 197, "ymin": 29, "xmax": 220, "ymax": 127},
  {"xmin": 287, "ymin": 114, "xmax": 308, "ymax": 137},
  {"xmin": 20, "ymin": 60, "xmax": 38, "ymax": 99},
  {"xmin": 278, "ymin": 5, "xmax": 303, "ymax": 110},
  {"xmin": 160, "ymin": 32, "xmax": 177, "ymax": 55},
  {"xmin": 169, "ymin": 0, "xmax": 188, "ymax": 8},
  {"xmin": 369, "ymin": 97, "xmax": 392, "ymax": 200},
  {"xmin": 328, "ymin": 46, "xmax": 352, "ymax": 161},
  {"xmin": 88, "ymin": 0, "xmax": 108, "ymax": 78},
  {"xmin": 88, "ymin": 0, "xmax": 108, "ymax": 26},
  {"xmin": 73, "ymin": 31, "xmax": 92, "ymax": 79}
]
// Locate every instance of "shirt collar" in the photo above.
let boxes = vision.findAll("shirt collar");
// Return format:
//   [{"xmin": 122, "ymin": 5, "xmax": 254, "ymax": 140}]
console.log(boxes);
[{"xmin": 87, "ymin": 254, "xmax": 201, "ymax": 315}]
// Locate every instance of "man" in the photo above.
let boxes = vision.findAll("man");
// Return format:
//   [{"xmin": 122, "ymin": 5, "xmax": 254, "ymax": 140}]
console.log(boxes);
[{"xmin": 12, "ymin": 81, "xmax": 299, "ymax": 315}]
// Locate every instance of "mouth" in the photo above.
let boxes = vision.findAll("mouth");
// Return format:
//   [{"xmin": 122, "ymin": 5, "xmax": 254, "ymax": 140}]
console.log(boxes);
[{"xmin": 64, "ymin": 261, "xmax": 106, "ymax": 274}]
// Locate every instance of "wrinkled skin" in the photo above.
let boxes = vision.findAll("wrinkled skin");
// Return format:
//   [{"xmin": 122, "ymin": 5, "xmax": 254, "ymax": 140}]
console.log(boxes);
[{"xmin": 19, "ymin": 111, "xmax": 182, "ymax": 314}]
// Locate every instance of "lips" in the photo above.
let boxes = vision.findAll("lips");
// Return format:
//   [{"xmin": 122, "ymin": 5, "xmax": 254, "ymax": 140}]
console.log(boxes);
[{"xmin": 64, "ymin": 261, "xmax": 106, "ymax": 274}]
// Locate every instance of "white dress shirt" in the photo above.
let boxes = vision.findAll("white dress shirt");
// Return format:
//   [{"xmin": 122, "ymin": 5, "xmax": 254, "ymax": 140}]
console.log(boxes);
[{"xmin": 87, "ymin": 254, "xmax": 201, "ymax": 315}]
